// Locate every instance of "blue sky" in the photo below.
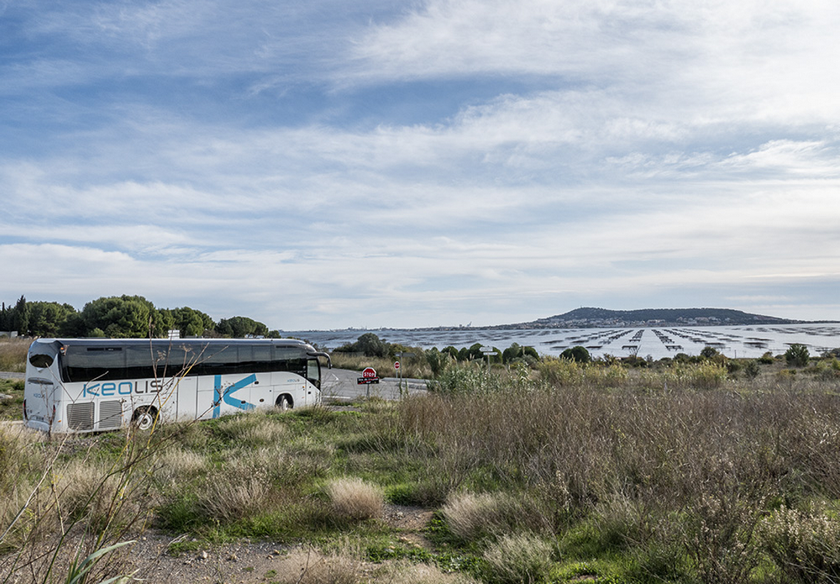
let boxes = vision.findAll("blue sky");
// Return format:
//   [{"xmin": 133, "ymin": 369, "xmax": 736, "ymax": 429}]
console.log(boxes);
[{"xmin": 1, "ymin": 0, "xmax": 839, "ymax": 330}]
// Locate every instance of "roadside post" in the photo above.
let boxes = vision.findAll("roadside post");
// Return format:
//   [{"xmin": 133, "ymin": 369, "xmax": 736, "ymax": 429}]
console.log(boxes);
[
  {"xmin": 480, "ymin": 346, "xmax": 496, "ymax": 373},
  {"xmin": 357, "ymin": 367, "xmax": 379, "ymax": 399},
  {"xmin": 394, "ymin": 351, "xmax": 415, "ymax": 397}
]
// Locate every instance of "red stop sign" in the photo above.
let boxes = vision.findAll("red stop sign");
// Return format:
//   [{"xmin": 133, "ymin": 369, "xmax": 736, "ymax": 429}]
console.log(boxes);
[{"xmin": 362, "ymin": 367, "xmax": 377, "ymax": 379}]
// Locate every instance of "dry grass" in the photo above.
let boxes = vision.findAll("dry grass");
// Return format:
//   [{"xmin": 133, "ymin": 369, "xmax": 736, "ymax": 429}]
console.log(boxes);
[
  {"xmin": 152, "ymin": 447, "xmax": 208, "ymax": 486},
  {"xmin": 326, "ymin": 478, "xmax": 384, "ymax": 522},
  {"xmin": 760, "ymin": 503, "xmax": 840, "ymax": 583},
  {"xmin": 271, "ymin": 547, "xmax": 363, "ymax": 584},
  {"xmin": 271, "ymin": 546, "xmax": 480, "ymax": 584},
  {"xmin": 0, "ymin": 338, "xmax": 31, "ymax": 372},
  {"xmin": 442, "ymin": 492, "xmax": 550, "ymax": 542},
  {"xmin": 383, "ymin": 561, "xmax": 481, "ymax": 584},
  {"xmin": 482, "ymin": 533, "xmax": 554, "ymax": 584},
  {"xmin": 391, "ymin": 374, "xmax": 840, "ymax": 581},
  {"xmin": 214, "ymin": 410, "xmax": 289, "ymax": 446},
  {"xmin": 195, "ymin": 466, "xmax": 274, "ymax": 523},
  {"xmin": 329, "ymin": 353, "xmax": 432, "ymax": 380}
]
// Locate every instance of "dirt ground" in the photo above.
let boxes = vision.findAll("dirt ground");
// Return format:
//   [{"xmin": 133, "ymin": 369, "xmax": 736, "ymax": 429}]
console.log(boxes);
[{"xmin": 1, "ymin": 504, "xmax": 435, "ymax": 584}]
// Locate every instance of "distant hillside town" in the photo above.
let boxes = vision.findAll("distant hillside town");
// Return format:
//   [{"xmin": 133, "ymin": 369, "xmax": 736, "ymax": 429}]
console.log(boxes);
[{"xmin": 503, "ymin": 307, "xmax": 799, "ymax": 329}]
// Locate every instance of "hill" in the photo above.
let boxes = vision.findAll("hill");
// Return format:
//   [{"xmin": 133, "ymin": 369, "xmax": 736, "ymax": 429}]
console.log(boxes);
[{"xmin": 510, "ymin": 307, "xmax": 798, "ymax": 329}]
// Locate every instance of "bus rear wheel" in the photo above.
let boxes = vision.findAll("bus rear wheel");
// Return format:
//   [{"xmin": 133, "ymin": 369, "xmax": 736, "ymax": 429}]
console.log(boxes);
[
  {"xmin": 275, "ymin": 395, "xmax": 293, "ymax": 411},
  {"xmin": 132, "ymin": 406, "xmax": 157, "ymax": 431}
]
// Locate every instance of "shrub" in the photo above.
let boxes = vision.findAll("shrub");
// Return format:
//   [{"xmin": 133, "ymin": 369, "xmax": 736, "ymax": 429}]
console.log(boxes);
[
  {"xmin": 426, "ymin": 348, "xmax": 448, "ymax": 378},
  {"xmin": 482, "ymin": 533, "xmax": 554, "ymax": 584},
  {"xmin": 269, "ymin": 547, "xmax": 362, "ymax": 584},
  {"xmin": 442, "ymin": 492, "xmax": 549, "ymax": 543},
  {"xmin": 538, "ymin": 358, "xmax": 584, "ymax": 387},
  {"xmin": 326, "ymin": 478, "xmax": 384, "ymax": 522},
  {"xmin": 584, "ymin": 363, "xmax": 628, "ymax": 387},
  {"xmin": 759, "ymin": 351, "xmax": 775, "ymax": 364},
  {"xmin": 152, "ymin": 448, "xmax": 208, "ymax": 486},
  {"xmin": 431, "ymin": 364, "xmax": 504, "ymax": 396},
  {"xmin": 786, "ymin": 344, "xmax": 810, "ymax": 367},
  {"xmin": 744, "ymin": 360, "xmax": 760, "ymax": 380},
  {"xmin": 194, "ymin": 466, "xmax": 272, "ymax": 523},
  {"xmin": 700, "ymin": 346, "xmax": 721, "ymax": 359},
  {"xmin": 679, "ymin": 492, "xmax": 764, "ymax": 584},
  {"xmin": 813, "ymin": 359, "xmax": 840, "ymax": 381},
  {"xmin": 213, "ymin": 412, "xmax": 288, "ymax": 447},
  {"xmin": 760, "ymin": 505, "xmax": 840, "ymax": 583},
  {"xmin": 560, "ymin": 346, "xmax": 591, "ymax": 364}
]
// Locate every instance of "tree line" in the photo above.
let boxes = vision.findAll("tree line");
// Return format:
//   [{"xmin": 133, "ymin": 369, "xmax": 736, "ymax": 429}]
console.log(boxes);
[{"xmin": 0, "ymin": 295, "xmax": 275, "ymax": 339}]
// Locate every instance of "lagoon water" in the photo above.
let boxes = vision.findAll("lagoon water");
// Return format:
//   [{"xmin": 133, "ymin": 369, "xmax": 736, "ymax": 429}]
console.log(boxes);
[{"xmin": 287, "ymin": 323, "xmax": 840, "ymax": 361}]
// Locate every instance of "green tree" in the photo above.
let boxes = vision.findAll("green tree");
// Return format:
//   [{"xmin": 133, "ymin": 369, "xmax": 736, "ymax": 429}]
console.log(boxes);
[
  {"xmin": 503, "ymin": 342, "xmax": 522, "ymax": 364},
  {"xmin": 356, "ymin": 333, "xmax": 388, "ymax": 358},
  {"xmin": 785, "ymin": 344, "xmax": 810, "ymax": 367},
  {"xmin": 561, "ymin": 346, "xmax": 591, "ymax": 364},
  {"xmin": 700, "ymin": 346, "xmax": 720, "ymax": 359},
  {"xmin": 426, "ymin": 347, "xmax": 450, "ymax": 377},
  {"xmin": 27, "ymin": 301, "xmax": 77, "ymax": 336},
  {"xmin": 215, "ymin": 316, "xmax": 269, "ymax": 338},
  {"xmin": 442, "ymin": 346, "xmax": 460, "ymax": 360},
  {"xmin": 170, "ymin": 306, "xmax": 215, "ymax": 337},
  {"xmin": 467, "ymin": 343, "xmax": 484, "ymax": 361},
  {"xmin": 78, "ymin": 295, "xmax": 170, "ymax": 338},
  {"xmin": 10, "ymin": 295, "xmax": 29, "ymax": 336}
]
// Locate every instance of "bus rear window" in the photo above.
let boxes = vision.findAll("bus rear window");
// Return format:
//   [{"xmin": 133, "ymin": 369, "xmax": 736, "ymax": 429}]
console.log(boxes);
[{"xmin": 29, "ymin": 353, "xmax": 54, "ymax": 368}]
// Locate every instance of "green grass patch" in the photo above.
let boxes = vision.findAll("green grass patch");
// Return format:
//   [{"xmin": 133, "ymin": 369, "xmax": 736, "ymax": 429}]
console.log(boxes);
[{"xmin": 0, "ymin": 378, "xmax": 24, "ymax": 421}]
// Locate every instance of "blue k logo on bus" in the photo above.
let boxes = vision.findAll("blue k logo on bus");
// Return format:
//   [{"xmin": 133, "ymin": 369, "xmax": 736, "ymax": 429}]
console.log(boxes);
[{"xmin": 213, "ymin": 374, "xmax": 257, "ymax": 418}]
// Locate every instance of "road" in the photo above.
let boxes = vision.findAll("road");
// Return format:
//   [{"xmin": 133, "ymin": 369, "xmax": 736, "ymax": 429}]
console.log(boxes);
[
  {"xmin": 320, "ymin": 368, "xmax": 428, "ymax": 402},
  {"xmin": 0, "ymin": 371, "xmax": 23, "ymax": 379}
]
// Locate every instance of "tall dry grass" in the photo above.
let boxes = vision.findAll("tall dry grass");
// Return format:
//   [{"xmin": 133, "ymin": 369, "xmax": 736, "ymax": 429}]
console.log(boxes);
[
  {"xmin": 0, "ymin": 338, "xmax": 31, "ymax": 372},
  {"xmin": 325, "ymin": 478, "xmax": 384, "ymax": 522},
  {"xmin": 329, "ymin": 353, "xmax": 432, "ymax": 380},
  {"xmin": 386, "ymin": 366, "xmax": 840, "ymax": 580}
]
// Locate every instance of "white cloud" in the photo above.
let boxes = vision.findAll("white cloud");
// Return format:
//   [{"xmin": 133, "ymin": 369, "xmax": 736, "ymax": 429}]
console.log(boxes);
[{"xmin": 2, "ymin": 0, "xmax": 840, "ymax": 327}]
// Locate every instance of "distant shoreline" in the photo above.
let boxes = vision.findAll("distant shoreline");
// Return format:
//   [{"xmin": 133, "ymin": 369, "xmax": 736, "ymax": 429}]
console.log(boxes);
[{"xmin": 285, "ymin": 307, "xmax": 836, "ymax": 334}]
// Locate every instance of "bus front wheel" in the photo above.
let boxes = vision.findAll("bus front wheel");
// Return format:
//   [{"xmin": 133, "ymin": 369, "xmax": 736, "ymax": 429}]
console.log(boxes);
[
  {"xmin": 132, "ymin": 406, "xmax": 157, "ymax": 431},
  {"xmin": 276, "ymin": 395, "xmax": 293, "ymax": 411}
]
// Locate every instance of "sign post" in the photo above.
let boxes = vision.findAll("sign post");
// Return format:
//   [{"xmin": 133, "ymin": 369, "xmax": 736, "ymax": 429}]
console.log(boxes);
[
  {"xmin": 480, "ymin": 346, "xmax": 496, "ymax": 373},
  {"xmin": 357, "ymin": 367, "xmax": 379, "ymax": 399}
]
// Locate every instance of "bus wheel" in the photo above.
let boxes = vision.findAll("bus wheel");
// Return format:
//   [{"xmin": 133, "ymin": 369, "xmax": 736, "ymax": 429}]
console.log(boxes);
[
  {"xmin": 275, "ymin": 395, "xmax": 293, "ymax": 411},
  {"xmin": 132, "ymin": 407, "xmax": 157, "ymax": 431}
]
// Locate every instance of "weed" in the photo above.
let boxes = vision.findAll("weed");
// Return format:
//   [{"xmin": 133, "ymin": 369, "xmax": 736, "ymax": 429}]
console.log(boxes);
[
  {"xmin": 0, "ymin": 339, "xmax": 30, "ymax": 372},
  {"xmin": 482, "ymin": 533, "xmax": 554, "ymax": 584},
  {"xmin": 760, "ymin": 503, "xmax": 840, "ymax": 583},
  {"xmin": 0, "ymin": 379, "xmax": 24, "ymax": 421},
  {"xmin": 326, "ymin": 477, "xmax": 384, "ymax": 522}
]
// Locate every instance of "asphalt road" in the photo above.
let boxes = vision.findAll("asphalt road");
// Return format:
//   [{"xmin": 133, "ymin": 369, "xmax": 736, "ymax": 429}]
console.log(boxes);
[
  {"xmin": 320, "ymin": 368, "xmax": 428, "ymax": 402},
  {"xmin": 0, "ymin": 371, "xmax": 23, "ymax": 379}
]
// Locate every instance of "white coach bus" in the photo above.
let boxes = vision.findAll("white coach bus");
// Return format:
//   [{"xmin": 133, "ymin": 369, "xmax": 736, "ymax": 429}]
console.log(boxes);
[{"xmin": 23, "ymin": 338, "xmax": 331, "ymax": 434}]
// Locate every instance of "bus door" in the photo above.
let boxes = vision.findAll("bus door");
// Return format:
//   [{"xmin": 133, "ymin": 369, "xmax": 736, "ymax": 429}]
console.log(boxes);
[
  {"xmin": 196, "ymin": 375, "xmax": 216, "ymax": 420},
  {"xmin": 305, "ymin": 358, "xmax": 321, "ymax": 405},
  {"xmin": 174, "ymin": 376, "xmax": 198, "ymax": 422}
]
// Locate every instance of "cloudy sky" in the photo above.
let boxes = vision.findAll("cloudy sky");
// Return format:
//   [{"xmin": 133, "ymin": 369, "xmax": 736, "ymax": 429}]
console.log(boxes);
[{"xmin": 1, "ymin": 0, "xmax": 839, "ymax": 330}]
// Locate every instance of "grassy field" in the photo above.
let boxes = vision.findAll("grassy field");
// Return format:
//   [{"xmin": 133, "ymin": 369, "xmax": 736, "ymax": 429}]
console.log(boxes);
[
  {"xmin": 3, "ymin": 339, "xmax": 840, "ymax": 582},
  {"xmin": 0, "ymin": 338, "xmax": 29, "ymax": 373}
]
